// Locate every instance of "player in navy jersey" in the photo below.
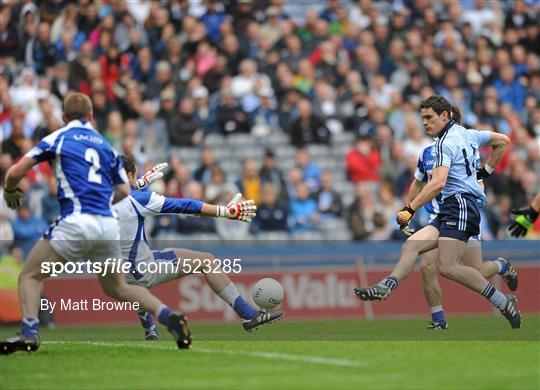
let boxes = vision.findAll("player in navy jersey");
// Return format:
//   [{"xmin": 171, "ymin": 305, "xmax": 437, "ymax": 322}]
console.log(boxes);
[
  {"xmin": 1, "ymin": 93, "xmax": 190, "ymax": 354},
  {"xmin": 116, "ymin": 155, "xmax": 284, "ymax": 338},
  {"xmin": 356, "ymin": 95, "xmax": 521, "ymax": 329},
  {"xmin": 406, "ymin": 143, "xmax": 517, "ymax": 330}
]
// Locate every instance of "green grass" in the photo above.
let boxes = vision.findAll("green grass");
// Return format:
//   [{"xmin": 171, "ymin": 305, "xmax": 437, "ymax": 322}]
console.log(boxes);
[{"xmin": 1, "ymin": 315, "xmax": 539, "ymax": 389}]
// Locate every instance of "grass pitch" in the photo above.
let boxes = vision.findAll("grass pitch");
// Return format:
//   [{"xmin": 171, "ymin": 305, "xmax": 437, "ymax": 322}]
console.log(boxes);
[{"xmin": 1, "ymin": 315, "xmax": 538, "ymax": 389}]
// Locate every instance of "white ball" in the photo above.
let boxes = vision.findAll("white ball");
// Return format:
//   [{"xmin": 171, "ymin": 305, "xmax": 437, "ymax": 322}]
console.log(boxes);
[{"xmin": 251, "ymin": 278, "xmax": 284, "ymax": 310}]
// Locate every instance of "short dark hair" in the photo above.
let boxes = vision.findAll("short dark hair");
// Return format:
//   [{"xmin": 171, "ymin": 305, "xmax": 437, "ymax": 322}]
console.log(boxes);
[
  {"xmin": 122, "ymin": 154, "xmax": 136, "ymax": 176},
  {"xmin": 420, "ymin": 95, "xmax": 462, "ymax": 123},
  {"xmin": 63, "ymin": 93, "xmax": 93, "ymax": 121}
]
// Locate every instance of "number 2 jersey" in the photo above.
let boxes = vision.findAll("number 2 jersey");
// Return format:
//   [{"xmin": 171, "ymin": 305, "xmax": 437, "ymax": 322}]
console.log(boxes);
[{"xmin": 25, "ymin": 119, "xmax": 128, "ymax": 218}]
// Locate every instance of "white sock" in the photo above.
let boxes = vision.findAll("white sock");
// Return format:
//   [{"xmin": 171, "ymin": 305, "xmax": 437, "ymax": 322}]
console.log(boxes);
[
  {"xmin": 430, "ymin": 305, "xmax": 443, "ymax": 314},
  {"xmin": 218, "ymin": 283, "xmax": 240, "ymax": 308}
]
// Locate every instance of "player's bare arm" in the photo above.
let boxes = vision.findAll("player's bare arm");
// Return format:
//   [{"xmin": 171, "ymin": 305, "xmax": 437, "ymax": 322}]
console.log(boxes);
[
  {"xmin": 477, "ymin": 132, "xmax": 511, "ymax": 180},
  {"xmin": 3, "ymin": 156, "xmax": 38, "ymax": 209},
  {"xmin": 397, "ymin": 166, "xmax": 449, "ymax": 227}
]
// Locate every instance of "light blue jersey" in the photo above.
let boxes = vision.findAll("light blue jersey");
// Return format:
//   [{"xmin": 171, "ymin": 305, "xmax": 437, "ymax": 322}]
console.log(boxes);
[
  {"xmin": 25, "ymin": 120, "xmax": 128, "ymax": 218},
  {"xmin": 415, "ymin": 142, "xmax": 482, "ymax": 215},
  {"xmin": 433, "ymin": 121, "xmax": 491, "ymax": 206}
]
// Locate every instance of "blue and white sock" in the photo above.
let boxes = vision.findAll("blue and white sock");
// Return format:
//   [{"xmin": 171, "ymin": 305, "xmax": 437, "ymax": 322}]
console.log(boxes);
[
  {"xmin": 378, "ymin": 276, "xmax": 399, "ymax": 292},
  {"xmin": 157, "ymin": 306, "xmax": 172, "ymax": 327},
  {"xmin": 481, "ymin": 282, "xmax": 507, "ymax": 310},
  {"xmin": 430, "ymin": 305, "xmax": 446, "ymax": 324},
  {"xmin": 138, "ymin": 310, "xmax": 157, "ymax": 332},
  {"xmin": 494, "ymin": 257, "xmax": 509, "ymax": 275},
  {"xmin": 21, "ymin": 317, "xmax": 40, "ymax": 338},
  {"xmin": 218, "ymin": 283, "xmax": 258, "ymax": 321}
]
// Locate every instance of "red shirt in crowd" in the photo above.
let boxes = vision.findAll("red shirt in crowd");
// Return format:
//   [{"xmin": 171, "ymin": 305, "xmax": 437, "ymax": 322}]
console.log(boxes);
[{"xmin": 346, "ymin": 147, "xmax": 382, "ymax": 182}]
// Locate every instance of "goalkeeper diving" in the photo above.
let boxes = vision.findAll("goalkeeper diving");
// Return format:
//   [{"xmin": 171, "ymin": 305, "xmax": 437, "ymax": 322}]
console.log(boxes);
[{"xmin": 116, "ymin": 155, "xmax": 284, "ymax": 339}]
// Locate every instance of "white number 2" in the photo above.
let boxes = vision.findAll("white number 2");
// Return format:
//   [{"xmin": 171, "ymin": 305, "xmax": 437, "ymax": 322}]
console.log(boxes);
[{"xmin": 85, "ymin": 148, "xmax": 102, "ymax": 184}]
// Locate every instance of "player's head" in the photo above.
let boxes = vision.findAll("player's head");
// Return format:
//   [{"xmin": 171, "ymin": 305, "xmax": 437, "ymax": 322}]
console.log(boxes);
[
  {"xmin": 122, "ymin": 154, "xmax": 138, "ymax": 185},
  {"xmin": 420, "ymin": 95, "xmax": 461, "ymax": 137},
  {"xmin": 63, "ymin": 93, "xmax": 93, "ymax": 123}
]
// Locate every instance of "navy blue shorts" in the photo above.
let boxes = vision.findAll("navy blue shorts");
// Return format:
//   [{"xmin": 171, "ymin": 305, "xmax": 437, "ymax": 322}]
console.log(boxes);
[{"xmin": 429, "ymin": 193, "xmax": 481, "ymax": 242}]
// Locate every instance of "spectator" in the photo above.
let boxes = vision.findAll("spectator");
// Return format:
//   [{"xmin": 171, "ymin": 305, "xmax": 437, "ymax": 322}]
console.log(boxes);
[
  {"xmin": 136, "ymin": 101, "xmax": 168, "ymax": 161},
  {"xmin": 288, "ymin": 98, "xmax": 330, "ymax": 147},
  {"xmin": 315, "ymin": 170, "xmax": 343, "ymax": 222},
  {"xmin": 217, "ymin": 88, "xmax": 250, "ymax": 135},
  {"xmin": 12, "ymin": 202, "xmax": 48, "ymax": 258},
  {"xmin": 348, "ymin": 183, "xmax": 376, "ymax": 240},
  {"xmin": 346, "ymin": 135, "xmax": 382, "ymax": 183},
  {"xmin": 192, "ymin": 86, "xmax": 216, "ymax": 134},
  {"xmin": 252, "ymin": 184, "xmax": 288, "ymax": 232},
  {"xmin": 259, "ymin": 149, "xmax": 288, "ymax": 206},
  {"xmin": 193, "ymin": 147, "xmax": 217, "ymax": 184},
  {"xmin": 168, "ymin": 98, "xmax": 204, "ymax": 147},
  {"xmin": 24, "ymin": 22, "xmax": 55, "ymax": 75},
  {"xmin": 103, "ymin": 111, "xmax": 124, "ymax": 151},
  {"xmin": 288, "ymin": 181, "xmax": 319, "ymax": 233},
  {"xmin": 41, "ymin": 176, "xmax": 60, "ymax": 224},
  {"xmin": 236, "ymin": 159, "xmax": 261, "ymax": 205},
  {"xmin": 295, "ymin": 147, "xmax": 322, "ymax": 193},
  {"xmin": 493, "ymin": 64, "xmax": 526, "ymax": 112},
  {"xmin": 1, "ymin": 109, "xmax": 28, "ymax": 160},
  {"xmin": 205, "ymin": 165, "xmax": 237, "ymax": 204}
]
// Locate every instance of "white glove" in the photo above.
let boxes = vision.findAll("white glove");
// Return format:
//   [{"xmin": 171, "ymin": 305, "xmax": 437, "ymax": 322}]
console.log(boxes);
[
  {"xmin": 216, "ymin": 193, "xmax": 257, "ymax": 223},
  {"xmin": 3, "ymin": 188, "xmax": 24, "ymax": 209},
  {"xmin": 136, "ymin": 163, "xmax": 168, "ymax": 189}
]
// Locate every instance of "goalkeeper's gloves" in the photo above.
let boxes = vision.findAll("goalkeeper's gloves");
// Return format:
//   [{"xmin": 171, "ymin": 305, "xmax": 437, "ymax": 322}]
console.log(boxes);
[
  {"xmin": 3, "ymin": 187, "xmax": 24, "ymax": 209},
  {"xmin": 216, "ymin": 193, "xmax": 257, "ymax": 223},
  {"xmin": 508, "ymin": 206, "xmax": 539, "ymax": 237},
  {"xmin": 137, "ymin": 163, "xmax": 168, "ymax": 189},
  {"xmin": 476, "ymin": 164, "xmax": 494, "ymax": 180},
  {"xmin": 396, "ymin": 205, "xmax": 415, "ymax": 229}
]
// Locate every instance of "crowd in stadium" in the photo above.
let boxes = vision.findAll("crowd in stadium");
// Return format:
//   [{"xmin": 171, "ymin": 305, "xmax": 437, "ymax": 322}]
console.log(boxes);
[{"xmin": 0, "ymin": 0, "xmax": 539, "ymax": 257}]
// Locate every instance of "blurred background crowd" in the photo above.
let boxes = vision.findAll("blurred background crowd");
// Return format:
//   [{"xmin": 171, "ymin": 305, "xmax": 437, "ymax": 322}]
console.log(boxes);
[{"xmin": 1, "ymin": 0, "xmax": 539, "ymax": 261}]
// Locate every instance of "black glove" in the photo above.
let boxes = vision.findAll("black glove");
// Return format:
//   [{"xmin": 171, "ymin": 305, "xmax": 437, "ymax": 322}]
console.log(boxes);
[
  {"xmin": 476, "ymin": 167, "xmax": 492, "ymax": 180},
  {"xmin": 508, "ymin": 206, "xmax": 539, "ymax": 237},
  {"xmin": 3, "ymin": 187, "xmax": 24, "ymax": 209}
]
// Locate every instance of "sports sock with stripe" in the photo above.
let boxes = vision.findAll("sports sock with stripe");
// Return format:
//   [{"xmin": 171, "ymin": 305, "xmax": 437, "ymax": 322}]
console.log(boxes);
[
  {"xmin": 157, "ymin": 306, "xmax": 172, "ymax": 327},
  {"xmin": 218, "ymin": 283, "xmax": 258, "ymax": 320},
  {"xmin": 21, "ymin": 317, "xmax": 40, "ymax": 338},
  {"xmin": 430, "ymin": 305, "xmax": 446, "ymax": 324},
  {"xmin": 378, "ymin": 276, "xmax": 399, "ymax": 291},
  {"xmin": 480, "ymin": 282, "xmax": 507, "ymax": 310},
  {"xmin": 494, "ymin": 258, "xmax": 509, "ymax": 275}
]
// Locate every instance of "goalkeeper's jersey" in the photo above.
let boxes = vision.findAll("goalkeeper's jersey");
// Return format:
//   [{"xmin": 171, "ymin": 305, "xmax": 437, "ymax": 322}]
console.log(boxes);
[
  {"xmin": 414, "ymin": 143, "xmax": 482, "ymax": 216},
  {"xmin": 113, "ymin": 190, "xmax": 203, "ymax": 269}
]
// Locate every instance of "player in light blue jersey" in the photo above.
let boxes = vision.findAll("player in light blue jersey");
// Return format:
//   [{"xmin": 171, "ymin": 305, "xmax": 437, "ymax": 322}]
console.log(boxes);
[
  {"xmin": 1, "ymin": 93, "xmax": 190, "ymax": 355},
  {"xmin": 117, "ymin": 155, "xmax": 284, "ymax": 337},
  {"xmin": 356, "ymin": 95, "xmax": 521, "ymax": 329},
  {"xmin": 408, "ymin": 143, "xmax": 517, "ymax": 330}
]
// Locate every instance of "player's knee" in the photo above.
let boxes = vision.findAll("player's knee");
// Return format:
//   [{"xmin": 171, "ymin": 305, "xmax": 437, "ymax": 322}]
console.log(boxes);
[
  {"xmin": 402, "ymin": 239, "xmax": 423, "ymax": 256},
  {"xmin": 437, "ymin": 263, "xmax": 457, "ymax": 280}
]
